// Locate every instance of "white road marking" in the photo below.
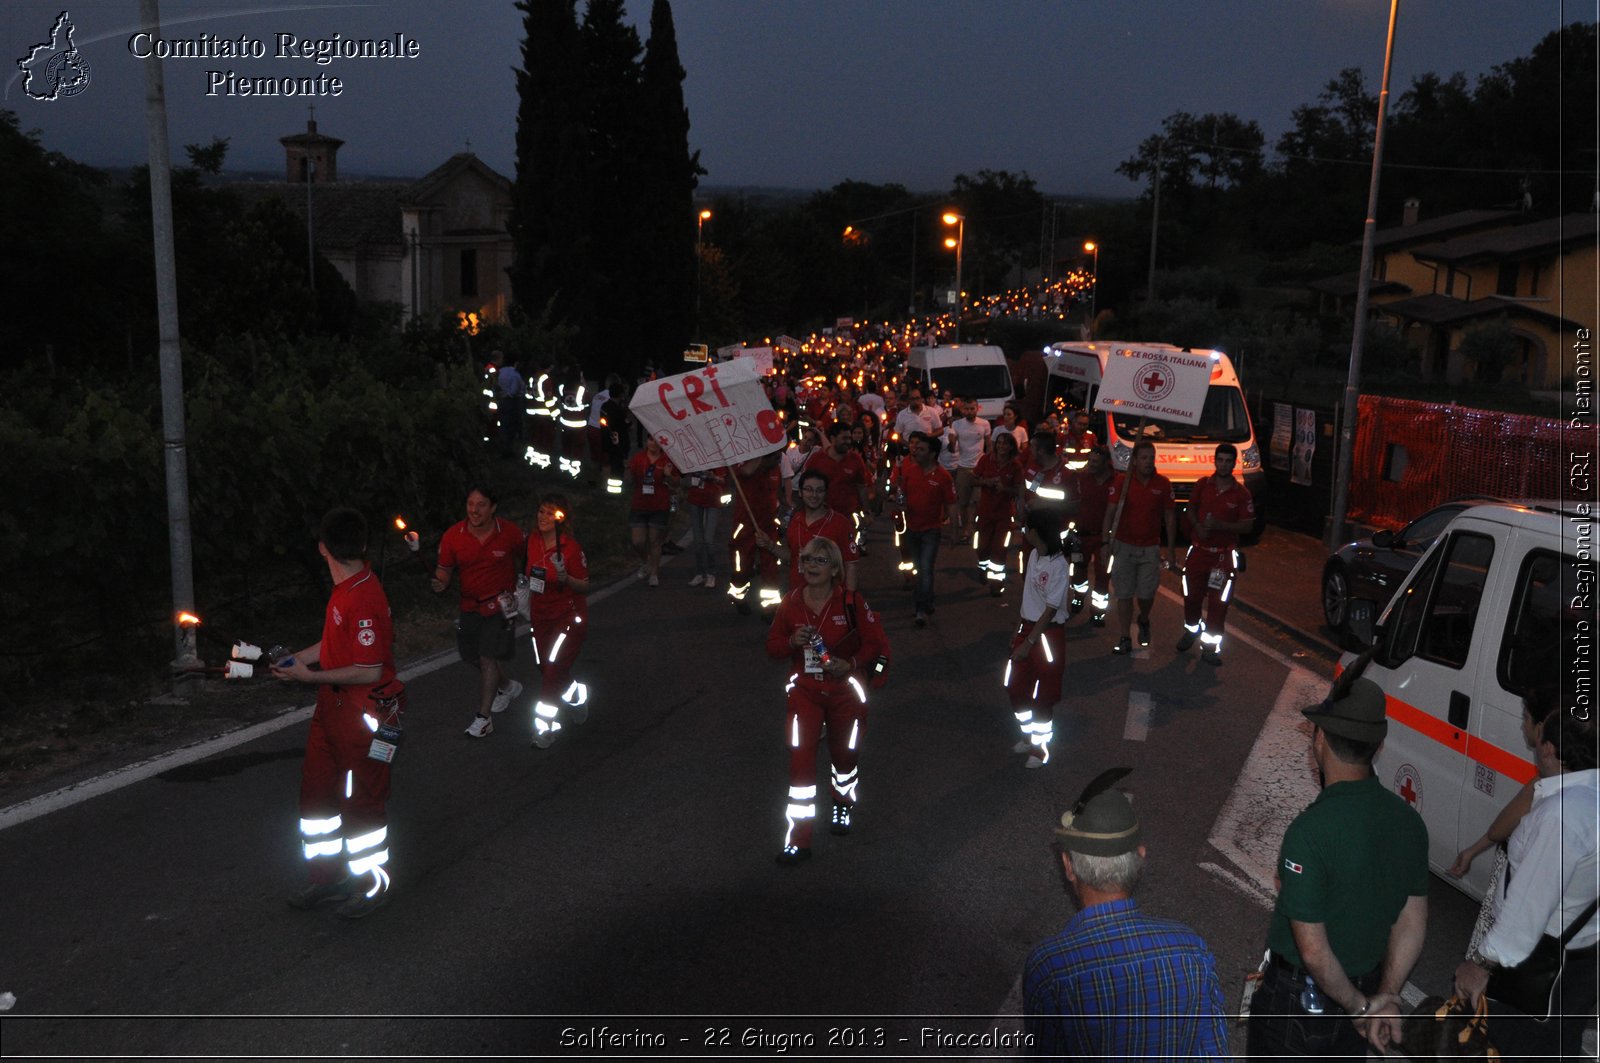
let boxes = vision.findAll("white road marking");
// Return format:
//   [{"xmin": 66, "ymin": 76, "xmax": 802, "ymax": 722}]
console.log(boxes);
[
  {"xmin": 1205, "ymin": 665, "xmax": 1325, "ymax": 895},
  {"xmin": 1123, "ymin": 691, "xmax": 1154, "ymax": 742},
  {"xmin": 0, "ymin": 569, "xmax": 645, "ymax": 834}
]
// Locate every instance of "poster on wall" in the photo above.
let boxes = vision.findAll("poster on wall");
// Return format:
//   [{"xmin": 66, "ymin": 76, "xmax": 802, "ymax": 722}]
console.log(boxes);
[
  {"xmin": 1291, "ymin": 408, "xmax": 1317, "ymax": 486},
  {"xmin": 1271, "ymin": 402, "xmax": 1293, "ymax": 472}
]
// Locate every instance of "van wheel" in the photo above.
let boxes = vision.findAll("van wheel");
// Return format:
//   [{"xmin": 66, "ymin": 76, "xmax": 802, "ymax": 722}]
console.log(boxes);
[{"xmin": 1322, "ymin": 565, "xmax": 1350, "ymax": 635}]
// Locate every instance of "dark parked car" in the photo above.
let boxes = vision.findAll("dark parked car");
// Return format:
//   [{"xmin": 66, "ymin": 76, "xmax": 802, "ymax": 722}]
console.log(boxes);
[{"xmin": 1321, "ymin": 498, "xmax": 1501, "ymax": 647}]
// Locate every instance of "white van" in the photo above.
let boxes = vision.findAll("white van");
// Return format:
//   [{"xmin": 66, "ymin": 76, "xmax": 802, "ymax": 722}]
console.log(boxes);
[
  {"xmin": 1355, "ymin": 500, "xmax": 1592, "ymax": 901},
  {"xmin": 904, "ymin": 344, "xmax": 1014, "ymax": 422},
  {"xmin": 1041, "ymin": 341, "xmax": 1263, "ymax": 508}
]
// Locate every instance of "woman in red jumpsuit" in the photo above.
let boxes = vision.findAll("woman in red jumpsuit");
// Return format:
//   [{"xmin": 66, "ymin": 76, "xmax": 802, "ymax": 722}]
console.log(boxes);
[
  {"xmin": 973, "ymin": 429, "xmax": 1024, "ymax": 595},
  {"xmin": 765, "ymin": 535, "xmax": 890, "ymax": 865},
  {"xmin": 524, "ymin": 492, "xmax": 591, "ymax": 748}
]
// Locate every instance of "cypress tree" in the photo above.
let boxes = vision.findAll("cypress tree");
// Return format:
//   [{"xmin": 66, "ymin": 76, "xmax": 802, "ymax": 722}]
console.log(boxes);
[
  {"xmin": 509, "ymin": 0, "xmax": 596, "ymax": 347},
  {"xmin": 636, "ymin": 0, "xmax": 700, "ymax": 367}
]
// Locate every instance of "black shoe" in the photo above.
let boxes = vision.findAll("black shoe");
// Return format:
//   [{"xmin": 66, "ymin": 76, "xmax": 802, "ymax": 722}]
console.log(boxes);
[
  {"xmin": 1201, "ymin": 648, "xmax": 1223, "ymax": 667},
  {"xmin": 334, "ymin": 888, "xmax": 390, "ymax": 919},
  {"xmin": 736, "ymin": 601, "xmax": 751, "ymax": 616},
  {"xmin": 1069, "ymin": 596, "xmax": 1085, "ymax": 614},
  {"xmin": 287, "ymin": 878, "xmax": 352, "ymax": 910},
  {"xmin": 775, "ymin": 845, "xmax": 812, "ymax": 865},
  {"xmin": 1176, "ymin": 630, "xmax": 1198, "ymax": 653},
  {"xmin": 1112, "ymin": 636, "xmax": 1134, "ymax": 655},
  {"xmin": 661, "ymin": 541, "xmax": 684, "ymax": 555},
  {"xmin": 914, "ymin": 612, "xmax": 928, "ymax": 628},
  {"xmin": 1137, "ymin": 616, "xmax": 1151, "ymax": 647},
  {"xmin": 1090, "ymin": 612, "xmax": 1106, "ymax": 628},
  {"xmin": 829, "ymin": 804, "xmax": 853, "ymax": 836}
]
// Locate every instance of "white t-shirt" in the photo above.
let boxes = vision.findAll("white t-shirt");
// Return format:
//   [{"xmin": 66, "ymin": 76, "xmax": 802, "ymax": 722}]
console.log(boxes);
[
  {"xmin": 949, "ymin": 416, "xmax": 990, "ymax": 469},
  {"xmin": 1020, "ymin": 550, "xmax": 1072, "ymax": 624},
  {"xmin": 993, "ymin": 423, "xmax": 1028, "ymax": 450},
  {"xmin": 892, "ymin": 404, "xmax": 944, "ymax": 441}
]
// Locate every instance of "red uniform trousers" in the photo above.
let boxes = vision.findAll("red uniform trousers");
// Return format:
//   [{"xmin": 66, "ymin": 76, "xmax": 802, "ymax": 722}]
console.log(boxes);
[
  {"xmin": 783, "ymin": 674, "xmax": 869, "ymax": 850},
  {"xmin": 1182, "ymin": 545, "xmax": 1238, "ymax": 650},
  {"xmin": 299, "ymin": 687, "xmax": 392, "ymax": 886},
  {"xmin": 975, "ymin": 512, "xmax": 1015, "ymax": 582},
  {"xmin": 530, "ymin": 610, "xmax": 587, "ymax": 699},
  {"xmin": 1075, "ymin": 534, "xmax": 1111, "ymax": 612},
  {"xmin": 729, "ymin": 515, "xmax": 780, "ymax": 605},
  {"xmin": 1006, "ymin": 623, "xmax": 1065, "ymax": 751}
]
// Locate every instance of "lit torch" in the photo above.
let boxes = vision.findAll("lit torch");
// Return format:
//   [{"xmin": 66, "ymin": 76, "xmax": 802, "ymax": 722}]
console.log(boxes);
[{"xmin": 395, "ymin": 515, "xmax": 419, "ymax": 553}]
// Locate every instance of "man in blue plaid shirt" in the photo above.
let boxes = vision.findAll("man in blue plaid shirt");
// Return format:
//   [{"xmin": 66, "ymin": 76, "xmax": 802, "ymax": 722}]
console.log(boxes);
[{"xmin": 1023, "ymin": 769, "xmax": 1229, "ymax": 1058}]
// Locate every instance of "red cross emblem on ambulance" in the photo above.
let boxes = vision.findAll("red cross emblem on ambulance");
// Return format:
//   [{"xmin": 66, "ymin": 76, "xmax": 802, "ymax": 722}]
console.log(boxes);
[{"xmin": 1135, "ymin": 361, "xmax": 1175, "ymax": 402}]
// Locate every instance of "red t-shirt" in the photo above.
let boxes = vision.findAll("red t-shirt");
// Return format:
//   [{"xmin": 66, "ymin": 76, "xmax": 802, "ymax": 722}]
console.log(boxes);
[
  {"xmin": 1074, "ymin": 470, "xmax": 1116, "ymax": 538},
  {"xmin": 629, "ymin": 450, "xmax": 677, "ymax": 512},
  {"xmin": 1107, "ymin": 472, "xmax": 1175, "ymax": 547},
  {"xmin": 524, "ymin": 532, "xmax": 589, "ymax": 620},
  {"xmin": 437, "ymin": 518, "xmax": 526, "ymax": 616},
  {"xmin": 974, "ymin": 452, "xmax": 1024, "ymax": 522},
  {"xmin": 892, "ymin": 457, "xmax": 956, "ymax": 532},
  {"xmin": 803, "ymin": 447, "xmax": 871, "ymax": 515},
  {"xmin": 685, "ymin": 466, "xmax": 728, "ymax": 508},
  {"xmin": 765, "ymin": 587, "xmax": 890, "ymax": 682},
  {"xmin": 734, "ymin": 463, "xmax": 780, "ymax": 528},
  {"xmin": 319, "ymin": 566, "xmax": 395, "ymax": 707},
  {"xmin": 1186, "ymin": 474, "xmax": 1255, "ymax": 551},
  {"xmin": 784, "ymin": 508, "xmax": 861, "ymax": 590}
]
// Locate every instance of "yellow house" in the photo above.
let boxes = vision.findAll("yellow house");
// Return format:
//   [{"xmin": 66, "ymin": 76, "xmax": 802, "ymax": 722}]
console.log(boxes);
[{"xmin": 1371, "ymin": 211, "xmax": 1595, "ymax": 389}]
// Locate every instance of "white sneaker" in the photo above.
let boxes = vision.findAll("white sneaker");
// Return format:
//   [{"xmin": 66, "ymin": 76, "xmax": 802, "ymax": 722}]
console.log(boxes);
[
  {"xmin": 648, "ymin": 574, "xmax": 660, "ymax": 587},
  {"xmin": 704, "ymin": 574, "xmax": 717, "ymax": 589},
  {"xmin": 1025, "ymin": 747, "xmax": 1051, "ymax": 769},
  {"xmin": 464, "ymin": 715, "xmax": 493, "ymax": 738},
  {"xmin": 637, "ymin": 565, "xmax": 648, "ymax": 579},
  {"xmin": 1012, "ymin": 739, "xmax": 1033, "ymax": 754},
  {"xmin": 490, "ymin": 679, "xmax": 522, "ymax": 714},
  {"xmin": 688, "ymin": 574, "xmax": 707, "ymax": 587}
]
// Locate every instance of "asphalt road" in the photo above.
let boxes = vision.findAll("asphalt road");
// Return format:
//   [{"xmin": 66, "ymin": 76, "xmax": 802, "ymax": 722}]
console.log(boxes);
[{"xmin": 0, "ymin": 517, "xmax": 1481, "ymax": 1058}]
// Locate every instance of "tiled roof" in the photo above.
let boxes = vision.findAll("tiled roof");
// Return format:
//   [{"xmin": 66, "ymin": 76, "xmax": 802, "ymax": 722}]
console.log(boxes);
[
  {"xmin": 402, "ymin": 153, "xmax": 511, "ymax": 208},
  {"xmin": 1407, "ymin": 213, "xmax": 1599, "ymax": 265},
  {"xmin": 1376, "ymin": 293, "xmax": 1579, "ymax": 330},
  {"xmin": 1368, "ymin": 209, "xmax": 1519, "ymax": 250},
  {"xmin": 228, "ymin": 180, "xmax": 406, "ymax": 250},
  {"xmin": 1306, "ymin": 273, "xmax": 1411, "ymax": 298}
]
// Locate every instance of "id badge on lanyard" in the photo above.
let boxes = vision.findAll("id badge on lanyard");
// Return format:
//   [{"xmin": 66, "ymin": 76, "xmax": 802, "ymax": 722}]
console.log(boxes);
[{"xmin": 528, "ymin": 564, "xmax": 548, "ymax": 595}]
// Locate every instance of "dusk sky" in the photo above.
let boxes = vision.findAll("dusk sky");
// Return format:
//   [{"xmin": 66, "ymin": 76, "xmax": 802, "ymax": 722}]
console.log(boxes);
[{"xmin": 4, "ymin": 0, "xmax": 1581, "ymax": 199}]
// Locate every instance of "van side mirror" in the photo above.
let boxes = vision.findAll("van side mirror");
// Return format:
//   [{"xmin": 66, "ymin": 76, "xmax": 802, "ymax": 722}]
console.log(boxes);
[{"xmin": 1371, "ymin": 529, "xmax": 1395, "ymax": 549}]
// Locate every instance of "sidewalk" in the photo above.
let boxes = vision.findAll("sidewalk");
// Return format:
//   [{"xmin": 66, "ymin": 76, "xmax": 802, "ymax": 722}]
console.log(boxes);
[{"xmin": 1228, "ymin": 525, "xmax": 1344, "ymax": 660}]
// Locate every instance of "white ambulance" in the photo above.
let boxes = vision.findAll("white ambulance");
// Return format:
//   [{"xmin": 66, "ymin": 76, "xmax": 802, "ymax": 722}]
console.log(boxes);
[
  {"xmin": 904, "ymin": 344, "xmax": 1014, "ymax": 422},
  {"xmin": 1041, "ymin": 341, "xmax": 1264, "ymax": 517},
  {"xmin": 1354, "ymin": 499, "xmax": 1593, "ymax": 901}
]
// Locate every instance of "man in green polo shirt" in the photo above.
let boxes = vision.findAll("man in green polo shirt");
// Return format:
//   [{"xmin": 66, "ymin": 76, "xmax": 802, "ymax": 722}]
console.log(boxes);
[{"xmin": 1245, "ymin": 671, "xmax": 1429, "ymax": 1058}]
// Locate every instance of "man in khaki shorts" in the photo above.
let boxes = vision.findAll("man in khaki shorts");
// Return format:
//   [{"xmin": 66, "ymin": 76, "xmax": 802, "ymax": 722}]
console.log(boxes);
[{"xmin": 1102, "ymin": 441, "xmax": 1178, "ymax": 655}]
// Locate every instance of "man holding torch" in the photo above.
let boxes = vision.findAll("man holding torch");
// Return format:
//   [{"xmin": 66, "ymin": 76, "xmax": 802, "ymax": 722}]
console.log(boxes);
[{"xmin": 273, "ymin": 507, "xmax": 397, "ymax": 918}]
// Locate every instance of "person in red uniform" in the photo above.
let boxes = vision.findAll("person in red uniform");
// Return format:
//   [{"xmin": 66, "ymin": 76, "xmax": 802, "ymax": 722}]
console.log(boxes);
[
  {"xmin": 974, "ymin": 430, "xmax": 1025, "ymax": 595},
  {"xmin": 524, "ymin": 493, "xmax": 592, "ymax": 746},
  {"xmin": 761, "ymin": 468, "xmax": 860, "ymax": 591},
  {"xmin": 1059, "ymin": 409, "xmax": 1100, "ymax": 470},
  {"xmin": 1103, "ymin": 440, "xmax": 1179, "ymax": 655},
  {"xmin": 1071, "ymin": 446, "xmax": 1117, "ymax": 625},
  {"xmin": 628, "ymin": 436, "xmax": 679, "ymax": 587},
  {"xmin": 803, "ymin": 421, "xmax": 874, "ymax": 546},
  {"xmin": 274, "ymin": 508, "xmax": 398, "ymax": 919},
  {"xmin": 765, "ymin": 534, "xmax": 891, "ymax": 864},
  {"xmin": 891, "ymin": 431, "xmax": 957, "ymax": 627},
  {"xmin": 1176, "ymin": 443, "xmax": 1256, "ymax": 666},
  {"xmin": 727, "ymin": 450, "xmax": 783, "ymax": 615},
  {"xmin": 431, "ymin": 485, "xmax": 526, "ymax": 739}
]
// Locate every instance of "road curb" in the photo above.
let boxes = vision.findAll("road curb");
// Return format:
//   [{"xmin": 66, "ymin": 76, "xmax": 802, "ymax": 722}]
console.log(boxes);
[{"xmin": 1230, "ymin": 595, "xmax": 1342, "ymax": 665}]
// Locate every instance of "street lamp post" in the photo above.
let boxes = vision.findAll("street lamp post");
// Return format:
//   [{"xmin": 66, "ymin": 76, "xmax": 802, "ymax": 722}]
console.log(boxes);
[
  {"xmin": 942, "ymin": 211, "xmax": 964, "ymax": 343},
  {"xmin": 1083, "ymin": 240, "xmax": 1100, "ymax": 332},
  {"xmin": 695, "ymin": 208, "xmax": 712, "ymax": 328},
  {"xmin": 1328, "ymin": 0, "xmax": 1400, "ymax": 547}
]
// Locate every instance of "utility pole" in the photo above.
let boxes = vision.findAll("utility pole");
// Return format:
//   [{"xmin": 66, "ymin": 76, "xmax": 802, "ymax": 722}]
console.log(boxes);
[
  {"xmin": 141, "ymin": 0, "xmax": 199, "ymax": 683},
  {"xmin": 1146, "ymin": 139, "xmax": 1162, "ymax": 301},
  {"xmin": 1328, "ymin": 0, "xmax": 1400, "ymax": 547}
]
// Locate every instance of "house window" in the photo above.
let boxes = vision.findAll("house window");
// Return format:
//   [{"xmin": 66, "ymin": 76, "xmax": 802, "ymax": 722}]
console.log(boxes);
[
  {"xmin": 460, "ymin": 249, "xmax": 478, "ymax": 297},
  {"xmin": 1496, "ymin": 260, "xmax": 1518, "ymax": 297}
]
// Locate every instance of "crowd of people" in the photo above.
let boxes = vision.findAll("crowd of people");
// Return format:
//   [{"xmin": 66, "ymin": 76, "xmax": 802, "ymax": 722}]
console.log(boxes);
[{"xmin": 264, "ymin": 332, "xmax": 1592, "ymax": 1058}]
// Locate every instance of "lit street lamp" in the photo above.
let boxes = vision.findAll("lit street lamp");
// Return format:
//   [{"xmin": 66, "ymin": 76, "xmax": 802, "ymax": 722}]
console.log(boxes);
[
  {"xmin": 695, "ymin": 208, "xmax": 712, "ymax": 328},
  {"xmin": 942, "ymin": 211, "xmax": 964, "ymax": 342},
  {"xmin": 1083, "ymin": 240, "xmax": 1099, "ymax": 332}
]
